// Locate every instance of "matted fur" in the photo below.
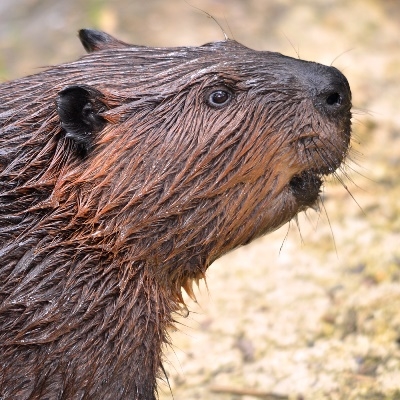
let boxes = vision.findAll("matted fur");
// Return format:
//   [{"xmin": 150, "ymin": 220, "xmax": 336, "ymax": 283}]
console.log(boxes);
[{"xmin": 0, "ymin": 30, "xmax": 351, "ymax": 399}]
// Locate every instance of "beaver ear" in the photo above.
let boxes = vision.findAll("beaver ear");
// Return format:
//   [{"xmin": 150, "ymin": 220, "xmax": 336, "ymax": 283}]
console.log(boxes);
[
  {"xmin": 56, "ymin": 85, "xmax": 107, "ymax": 156},
  {"xmin": 79, "ymin": 29, "xmax": 131, "ymax": 53}
]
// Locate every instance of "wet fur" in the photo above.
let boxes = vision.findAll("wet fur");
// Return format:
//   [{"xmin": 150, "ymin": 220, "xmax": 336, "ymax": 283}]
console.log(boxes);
[{"xmin": 0, "ymin": 30, "xmax": 351, "ymax": 399}]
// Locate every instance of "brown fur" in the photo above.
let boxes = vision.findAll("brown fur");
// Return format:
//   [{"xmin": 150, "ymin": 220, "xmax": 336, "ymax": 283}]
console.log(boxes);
[{"xmin": 0, "ymin": 30, "xmax": 352, "ymax": 399}]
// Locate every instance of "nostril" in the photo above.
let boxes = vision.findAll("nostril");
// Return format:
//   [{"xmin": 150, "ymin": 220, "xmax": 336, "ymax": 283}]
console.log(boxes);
[
  {"xmin": 326, "ymin": 92, "xmax": 342, "ymax": 106},
  {"xmin": 306, "ymin": 65, "xmax": 351, "ymax": 114}
]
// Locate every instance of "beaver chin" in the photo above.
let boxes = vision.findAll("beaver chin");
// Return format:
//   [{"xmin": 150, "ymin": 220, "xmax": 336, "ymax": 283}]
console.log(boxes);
[
  {"xmin": 289, "ymin": 170, "xmax": 323, "ymax": 209},
  {"xmin": 288, "ymin": 130, "xmax": 350, "ymax": 211}
]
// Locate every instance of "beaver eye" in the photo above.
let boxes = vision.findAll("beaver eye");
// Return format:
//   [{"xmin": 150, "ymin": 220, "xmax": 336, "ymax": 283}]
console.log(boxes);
[{"xmin": 207, "ymin": 89, "xmax": 232, "ymax": 108}]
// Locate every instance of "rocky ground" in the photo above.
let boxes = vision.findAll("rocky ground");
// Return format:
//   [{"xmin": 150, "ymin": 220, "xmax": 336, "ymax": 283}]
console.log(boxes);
[{"xmin": 1, "ymin": 0, "xmax": 399, "ymax": 399}]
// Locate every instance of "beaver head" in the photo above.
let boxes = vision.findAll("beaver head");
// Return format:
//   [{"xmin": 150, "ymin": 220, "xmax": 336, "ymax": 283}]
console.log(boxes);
[{"xmin": 0, "ymin": 29, "xmax": 351, "ymax": 399}]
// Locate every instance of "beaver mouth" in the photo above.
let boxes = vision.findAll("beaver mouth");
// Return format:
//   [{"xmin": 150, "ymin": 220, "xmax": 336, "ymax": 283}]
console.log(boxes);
[{"xmin": 289, "ymin": 170, "xmax": 323, "ymax": 208}]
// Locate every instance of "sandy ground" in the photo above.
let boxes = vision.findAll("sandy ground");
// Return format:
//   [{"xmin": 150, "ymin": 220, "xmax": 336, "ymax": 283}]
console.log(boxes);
[{"xmin": 1, "ymin": 0, "xmax": 399, "ymax": 399}]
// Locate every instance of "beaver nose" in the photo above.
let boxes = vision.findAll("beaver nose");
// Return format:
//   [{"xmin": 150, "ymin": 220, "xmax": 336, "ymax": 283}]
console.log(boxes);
[
  {"xmin": 313, "ymin": 66, "xmax": 351, "ymax": 117},
  {"xmin": 297, "ymin": 62, "xmax": 352, "ymax": 117}
]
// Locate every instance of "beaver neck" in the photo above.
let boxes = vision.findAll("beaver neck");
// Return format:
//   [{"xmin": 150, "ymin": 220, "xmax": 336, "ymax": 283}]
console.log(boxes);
[{"xmin": 0, "ymin": 240, "xmax": 175, "ymax": 399}]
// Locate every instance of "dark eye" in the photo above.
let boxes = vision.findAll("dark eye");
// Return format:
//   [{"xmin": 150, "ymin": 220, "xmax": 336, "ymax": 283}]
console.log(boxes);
[{"xmin": 207, "ymin": 89, "xmax": 232, "ymax": 108}]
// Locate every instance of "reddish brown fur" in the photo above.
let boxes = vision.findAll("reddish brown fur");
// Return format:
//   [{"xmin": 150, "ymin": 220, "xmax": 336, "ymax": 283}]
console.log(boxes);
[{"xmin": 0, "ymin": 30, "xmax": 351, "ymax": 399}]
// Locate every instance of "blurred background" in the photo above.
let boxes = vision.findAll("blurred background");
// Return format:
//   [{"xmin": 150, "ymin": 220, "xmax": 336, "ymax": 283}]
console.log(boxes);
[{"xmin": 1, "ymin": 1, "xmax": 399, "ymax": 399}]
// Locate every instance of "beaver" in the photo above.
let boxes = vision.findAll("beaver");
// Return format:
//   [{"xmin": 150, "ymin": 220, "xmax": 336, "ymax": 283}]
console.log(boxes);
[{"xmin": 0, "ymin": 29, "xmax": 352, "ymax": 399}]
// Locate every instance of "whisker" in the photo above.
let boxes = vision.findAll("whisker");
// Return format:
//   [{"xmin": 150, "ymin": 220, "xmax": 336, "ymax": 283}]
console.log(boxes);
[
  {"xmin": 293, "ymin": 215, "xmax": 305, "ymax": 245},
  {"xmin": 282, "ymin": 31, "xmax": 301, "ymax": 59},
  {"xmin": 279, "ymin": 222, "xmax": 291, "ymax": 254},
  {"xmin": 330, "ymin": 48, "xmax": 355, "ymax": 66},
  {"xmin": 331, "ymin": 171, "xmax": 365, "ymax": 215},
  {"xmin": 336, "ymin": 158, "xmax": 370, "ymax": 189},
  {"xmin": 354, "ymin": 102, "xmax": 381, "ymax": 115},
  {"xmin": 319, "ymin": 192, "xmax": 338, "ymax": 258},
  {"xmin": 303, "ymin": 136, "xmax": 365, "ymax": 217}
]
